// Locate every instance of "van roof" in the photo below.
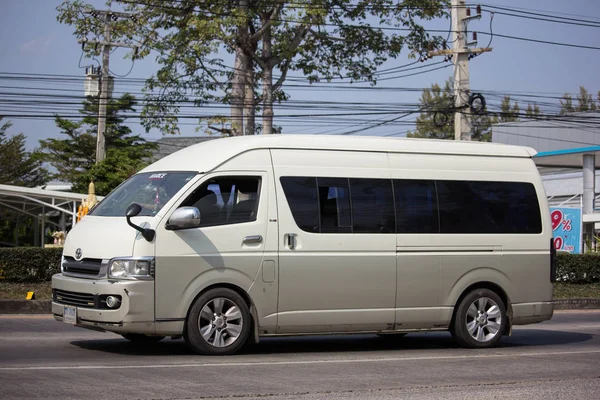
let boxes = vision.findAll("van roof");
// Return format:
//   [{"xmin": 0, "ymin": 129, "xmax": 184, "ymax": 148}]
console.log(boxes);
[{"xmin": 141, "ymin": 134, "xmax": 537, "ymax": 173}]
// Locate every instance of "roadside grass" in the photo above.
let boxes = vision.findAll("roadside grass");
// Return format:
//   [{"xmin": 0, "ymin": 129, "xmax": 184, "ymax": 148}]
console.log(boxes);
[
  {"xmin": 0, "ymin": 282, "xmax": 54, "ymax": 300},
  {"xmin": 1, "ymin": 281, "xmax": 599, "ymax": 300},
  {"xmin": 553, "ymin": 283, "xmax": 600, "ymax": 299}
]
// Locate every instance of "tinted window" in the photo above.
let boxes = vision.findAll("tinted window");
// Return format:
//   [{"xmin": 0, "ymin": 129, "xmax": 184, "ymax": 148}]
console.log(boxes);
[
  {"xmin": 351, "ymin": 178, "xmax": 395, "ymax": 233},
  {"xmin": 436, "ymin": 180, "xmax": 541, "ymax": 234},
  {"xmin": 318, "ymin": 178, "xmax": 352, "ymax": 233},
  {"xmin": 180, "ymin": 176, "xmax": 260, "ymax": 226},
  {"xmin": 280, "ymin": 177, "xmax": 319, "ymax": 232},
  {"xmin": 394, "ymin": 180, "xmax": 439, "ymax": 233}
]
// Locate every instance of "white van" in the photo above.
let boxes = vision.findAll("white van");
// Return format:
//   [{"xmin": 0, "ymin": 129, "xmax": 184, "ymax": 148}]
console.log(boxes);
[{"xmin": 52, "ymin": 134, "xmax": 555, "ymax": 355}]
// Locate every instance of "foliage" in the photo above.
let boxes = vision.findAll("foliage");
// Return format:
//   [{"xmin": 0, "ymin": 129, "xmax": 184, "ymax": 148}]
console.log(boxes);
[
  {"xmin": 0, "ymin": 118, "xmax": 48, "ymax": 187},
  {"xmin": 0, "ymin": 281, "xmax": 55, "ymax": 300},
  {"xmin": 0, "ymin": 247, "xmax": 62, "ymax": 283},
  {"xmin": 552, "ymin": 283, "xmax": 600, "ymax": 299},
  {"xmin": 406, "ymin": 78, "xmax": 496, "ymax": 141},
  {"xmin": 556, "ymin": 253, "xmax": 600, "ymax": 284},
  {"xmin": 37, "ymin": 94, "xmax": 157, "ymax": 195},
  {"xmin": 497, "ymin": 95, "xmax": 520, "ymax": 123},
  {"xmin": 0, "ymin": 247, "xmax": 597, "ymax": 288},
  {"xmin": 57, "ymin": 0, "xmax": 450, "ymax": 135},
  {"xmin": 560, "ymin": 86, "xmax": 600, "ymax": 115},
  {"xmin": 0, "ymin": 118, "xmax": 50, "ymax": 247}
]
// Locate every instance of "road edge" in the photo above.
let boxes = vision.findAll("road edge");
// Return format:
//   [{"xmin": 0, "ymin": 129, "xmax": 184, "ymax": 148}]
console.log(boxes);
[{"xmin": 1, "ymin": 298, "xmax": 600, "ymax": 314}]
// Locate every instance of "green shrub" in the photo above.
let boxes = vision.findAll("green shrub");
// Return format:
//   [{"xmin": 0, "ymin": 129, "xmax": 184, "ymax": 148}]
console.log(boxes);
[
  {"xmin": 0, "ymin": 247, "xmax": 598, "ymax": 285},
  {"xmin": 0, "ymin": 247, "xmax": 62, "ymax": 282},
  {"xmin": 556, "ymin": 253, "xmax": 600, "ymax": 284}
]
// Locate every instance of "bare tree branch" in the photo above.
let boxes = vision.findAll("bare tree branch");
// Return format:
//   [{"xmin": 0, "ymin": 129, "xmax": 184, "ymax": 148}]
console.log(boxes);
[
  {"xmin": 208, "ymin": 125, "xmax": 232, "ymax": 135},
  {"xmin": 273, "ymin": 24, "xmax": 309, "ymax": 66},
  {"xmin": 196, "ymin": 56, "xmax": 225, "ymax": 88},
  {"xmin": 308, "ymin": 27, "xmax": 344, "ymax": 42},
  {"xmin": 273, "ymin": 61, "xmax": 289, "ymax": 93},
  {"xmin": 250, "ymin": 3, "xmax": 284, "ymax": 43}
]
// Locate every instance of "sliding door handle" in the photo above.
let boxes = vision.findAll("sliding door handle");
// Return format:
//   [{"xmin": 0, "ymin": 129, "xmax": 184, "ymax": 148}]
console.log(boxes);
[{"xmin": 285, "ymin": 233, "xmax": 297, "ymax": 249}]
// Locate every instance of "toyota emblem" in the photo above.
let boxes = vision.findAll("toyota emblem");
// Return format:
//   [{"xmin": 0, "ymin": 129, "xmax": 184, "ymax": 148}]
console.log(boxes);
[{"xmin": 75, "ymin": 248, "xmax": 83, "ymax": 260}]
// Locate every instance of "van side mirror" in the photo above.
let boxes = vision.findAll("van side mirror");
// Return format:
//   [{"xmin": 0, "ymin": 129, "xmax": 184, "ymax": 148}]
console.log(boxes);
[
  {"xmin": 126, "ymin": 203, "xmax": 142, "ymax": 217},
  {"xmin": 166, "ymin": 207, "xmax": 201, "ymax": 230},
  {"xmin": 125, "ymin": 203, "xmax": 155, "ymax": 242}
]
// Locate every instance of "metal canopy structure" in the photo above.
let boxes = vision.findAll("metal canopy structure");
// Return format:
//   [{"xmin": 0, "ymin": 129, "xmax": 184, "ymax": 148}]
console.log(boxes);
[
  {"xmin": 533, "ymin": 146, "xmax": 600, "ymax": 169},
  {"xmin": 0, "ymin": 184, "xmax": 103, "ymax": 247}
]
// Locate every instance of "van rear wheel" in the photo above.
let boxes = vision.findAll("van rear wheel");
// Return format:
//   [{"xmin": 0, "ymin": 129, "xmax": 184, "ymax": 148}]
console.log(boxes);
[
  {"xmin": 184, "ymin": 288, "xmax": 251, "ymax": 355},
  {"xmin": 452, "ymin": 288, "xmax": 506, "ymax": 349}
]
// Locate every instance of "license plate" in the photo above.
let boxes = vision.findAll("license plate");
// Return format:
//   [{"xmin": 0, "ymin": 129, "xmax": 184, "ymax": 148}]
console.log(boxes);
[{"xmin": 63, "ymin": 305, "xmax": 77, "ymax": 324}]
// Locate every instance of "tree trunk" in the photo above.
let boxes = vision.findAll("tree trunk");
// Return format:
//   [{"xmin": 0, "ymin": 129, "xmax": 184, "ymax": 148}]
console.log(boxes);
[
  {"xmin": 231, "ymin": 0, "xmax": 249, "ymax": 136},
  {"xmin": 244, "ymin": 52, "xmax": 255, "ymax": 135},
  {"xmin": 262, "ymin": 19, "xmax": 274, "ymax": 135},
  {"xmin": 231, "ymin": 44, "xmax": 245, "ymax": 136}
]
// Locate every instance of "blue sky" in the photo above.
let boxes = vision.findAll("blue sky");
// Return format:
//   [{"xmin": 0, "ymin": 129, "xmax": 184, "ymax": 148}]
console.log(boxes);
[{"xmin": 1, "ymin": 0, "xmax": 600, "ymax": 151}]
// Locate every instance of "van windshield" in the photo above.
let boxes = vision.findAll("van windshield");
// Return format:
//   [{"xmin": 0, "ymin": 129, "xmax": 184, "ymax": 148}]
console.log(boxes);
[{"xmin": 89, "ymin": 171, "xmax": 198, "ymax": 217}]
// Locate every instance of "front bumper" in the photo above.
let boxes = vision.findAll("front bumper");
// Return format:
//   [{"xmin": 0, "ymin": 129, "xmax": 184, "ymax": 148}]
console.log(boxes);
[{"xmin": 52, "ymin": 273, "xmax": 157, "ymax": 334}]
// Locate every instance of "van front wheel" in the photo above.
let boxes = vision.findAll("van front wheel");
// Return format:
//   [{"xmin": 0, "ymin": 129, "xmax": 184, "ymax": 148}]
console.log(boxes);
[
  {"xmin": 185, "ymin": 288, "xmax": 251, "ymax": 355},
  {"xmin": 452, "ymin": 288, "xmax": 506, "ymax": 349}
]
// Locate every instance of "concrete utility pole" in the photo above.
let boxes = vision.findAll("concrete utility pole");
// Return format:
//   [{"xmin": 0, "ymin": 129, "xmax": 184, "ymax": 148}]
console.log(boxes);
[
  {"xmin": 429, "ymin": 0, "xmax": 492, "ymax": 140},
  {"xmin": 82, "ymin": 9, "xmax": 138, "ymax": 163}
]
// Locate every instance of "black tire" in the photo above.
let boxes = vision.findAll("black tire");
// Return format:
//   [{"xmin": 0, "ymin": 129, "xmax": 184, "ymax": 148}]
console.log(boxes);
[
  {"xmin": 121, "ymin": 333, "xmax": 165, "ymax": 343},
  {"xmin": 184, "ymin": 287, "xmax": 251, "ymax": 355},
  {"xmin": 451, "ymin": 288, "xmax": 506, "ymax": 349}
]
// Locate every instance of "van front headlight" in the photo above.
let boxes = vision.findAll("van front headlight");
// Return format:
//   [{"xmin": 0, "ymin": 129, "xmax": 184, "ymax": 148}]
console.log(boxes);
[{"xmin": 108, "ymin": 257, "xmax": 154, "ymax": 280}]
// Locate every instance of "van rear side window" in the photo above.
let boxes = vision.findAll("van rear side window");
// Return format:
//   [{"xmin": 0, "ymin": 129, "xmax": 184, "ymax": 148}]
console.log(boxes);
[{"xmin": 436, "ymin": 180, "xmax": 542, "ymax": 234}]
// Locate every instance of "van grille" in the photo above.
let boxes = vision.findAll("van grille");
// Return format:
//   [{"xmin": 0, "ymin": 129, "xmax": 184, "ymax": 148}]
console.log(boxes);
[
  {"xmin": 62, "ymin": 257, "xmax": 102, "ymax": 276},
  {"xmin": 53, "ymin": 289, "xmax": 96, "ymax": 308}
]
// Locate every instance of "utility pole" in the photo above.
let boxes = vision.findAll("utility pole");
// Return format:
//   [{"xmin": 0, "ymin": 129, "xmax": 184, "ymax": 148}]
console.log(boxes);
[
  {"xmin": 428, "ymin": 1, "xmax": 492, "ymax": 140},
  {"xmin": 81, "ymin": 9, "xmax": 138, "ymax": 163}
]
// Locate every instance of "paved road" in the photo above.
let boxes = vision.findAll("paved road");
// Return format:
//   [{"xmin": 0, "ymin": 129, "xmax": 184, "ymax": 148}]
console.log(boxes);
[{"xmin": 1, "ymin": 310, "xmax": 599, "ymax": 400}]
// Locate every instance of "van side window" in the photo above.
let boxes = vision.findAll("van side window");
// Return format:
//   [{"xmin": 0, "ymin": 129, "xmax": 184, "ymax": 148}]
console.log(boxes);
[
  {"xmin": 280, "ymin": 177, "xmax": 320, "ymax": 232},
  {"xmin": 436, "ymin": 180, "xmax": 542, "ymax": 234},
  {"xmin": 281, "ymin": 177, "xmax": 395, "ymax": 234},
  {"xmin": 394, "ymin": 180, "xmax": 439, "ymax": 233},
  {"xmin": 180, "ymin": 176, "xmax": 261, "ymax": 226},
  {"xmin": 318, "ymin": 178, "xmax": 352, "ymax": 233},
  {"xmin": 351, "ymin": 178, "xmax": 395, "ymax": 233}
]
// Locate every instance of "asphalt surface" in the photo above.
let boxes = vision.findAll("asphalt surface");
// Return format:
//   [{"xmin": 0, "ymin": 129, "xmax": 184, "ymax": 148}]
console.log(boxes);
[{"xmin": 1, "ymin": 310, "xmax": 599, "ymax": 400}]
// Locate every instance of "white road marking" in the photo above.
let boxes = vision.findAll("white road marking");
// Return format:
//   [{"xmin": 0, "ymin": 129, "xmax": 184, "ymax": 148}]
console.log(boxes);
[{"xmin": 2, "ymin": 349, "xmax": 600, "ymax": 371}]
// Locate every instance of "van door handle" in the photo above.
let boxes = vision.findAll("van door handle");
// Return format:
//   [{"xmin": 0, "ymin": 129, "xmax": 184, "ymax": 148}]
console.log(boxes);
[
  {"xmin": 285, "ymin": 233, "xmax": 297, "ymax": 250},
  {"xmin": 243, "ymin": 235, "xmax": 263, "ymax": 244}
]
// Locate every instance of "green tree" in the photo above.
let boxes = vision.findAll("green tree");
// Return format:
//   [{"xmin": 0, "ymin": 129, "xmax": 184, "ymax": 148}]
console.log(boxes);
[
  {"xmin": 0, "ymin": 118, "xmax": 49, "ymax": 246},
  {"xmin": 0, "ymin": 118, "xmax": 48, "ymax": 187},
  {"xmin": 57, "ymin": 0, "xmax": 449, "ymax": 136},
  {"xmin": 38, "ymin": 94, "xmax": 157, "ymax": 195},
  {"xmin": 498, "ymin": 95, "xmax": 520, "ymax": 123},
  {"xmin": 406, "ymin": 78, "xmax": 494, "ymax": 142},
  {"xmin": 525, "ymin": 103, "xmax": 540, "ymax": 118},
  {"xmin": 560, "ymin": 86, "xmax": 598, "ymax": 115}
]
